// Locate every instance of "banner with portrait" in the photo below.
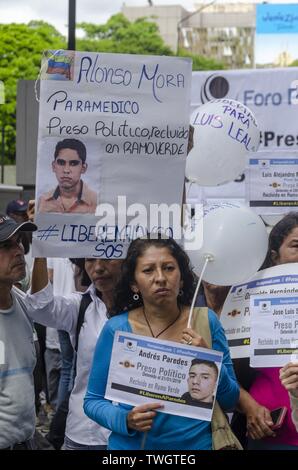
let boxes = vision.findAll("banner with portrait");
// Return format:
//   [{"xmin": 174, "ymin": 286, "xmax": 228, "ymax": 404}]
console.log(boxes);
[
  {"xmin": 250, "ymin": 293, "xmax": 298, "ymax": 368},
  {"xmin": 33, "ymin": 50, "xmax": 192, "ymax": 258},
  {"xmin": 105, "ymin": 332, "xmax": 223, "ymax": 422}
]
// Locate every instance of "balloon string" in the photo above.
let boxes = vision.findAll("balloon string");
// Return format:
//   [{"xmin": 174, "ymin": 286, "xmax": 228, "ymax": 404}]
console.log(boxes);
[
  {"xmin": 187, "ymin": 256, "xmax": 211, "ymax": 328},
  {"xmin": 140, "ymin": 431, "xmax": 147, "ymax": 450}
]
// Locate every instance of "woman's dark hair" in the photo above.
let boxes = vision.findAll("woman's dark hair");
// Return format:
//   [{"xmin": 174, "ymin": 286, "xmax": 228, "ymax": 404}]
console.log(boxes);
[
  {"xmin": 112, "ymin": 237, "xmax": 197, "ymax": 315},
  {"xmin": 261, "ymin": 212, "xmax": 298, "ymax": 269},
  {"xmin": 69, "ymin": 258, "xmax": 91, "ymax": 287}
]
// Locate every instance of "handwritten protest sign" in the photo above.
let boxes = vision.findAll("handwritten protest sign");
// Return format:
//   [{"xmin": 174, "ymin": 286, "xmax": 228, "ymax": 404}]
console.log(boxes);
[
  {"xmin": 221, "ymin": 263, "xmax": 298, "ymax": 358},
  {"xmin": 250, "ymin": 293, "xmax": 298, "ymax": 368},
  {"xmin": 105, "ymin": 332, "xmax": 223, "ymax": 422},
  {"xmin": 33, "ymin": 50, "xmax": 192, "ymax": 258}
]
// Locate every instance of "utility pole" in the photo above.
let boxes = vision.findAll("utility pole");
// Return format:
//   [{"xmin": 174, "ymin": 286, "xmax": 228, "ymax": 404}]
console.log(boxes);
[{"xmin": 68, "ymin": 0, "xmax": 76, "ymax": 50}]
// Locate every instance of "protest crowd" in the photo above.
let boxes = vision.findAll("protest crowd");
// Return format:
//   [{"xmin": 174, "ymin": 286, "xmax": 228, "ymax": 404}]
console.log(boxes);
[{"xmin": 0, "ymin": 49, "xmax": 298, "ymax": 454}]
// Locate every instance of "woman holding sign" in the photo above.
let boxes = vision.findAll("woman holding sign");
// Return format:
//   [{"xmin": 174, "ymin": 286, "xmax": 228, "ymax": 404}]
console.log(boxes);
[
  {"xmin": 84, "ymin": 237, "xmax": 239, "ymax": 450},
  {"xmin": 238, "ymin": 212, "xmax": 298, "ymax": 449}
]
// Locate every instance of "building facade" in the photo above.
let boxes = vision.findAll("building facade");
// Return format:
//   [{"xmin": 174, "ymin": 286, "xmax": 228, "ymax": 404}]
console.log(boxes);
[{"xmin": 122, "ymin": 2, "xmax": 256, "ymax": 69}]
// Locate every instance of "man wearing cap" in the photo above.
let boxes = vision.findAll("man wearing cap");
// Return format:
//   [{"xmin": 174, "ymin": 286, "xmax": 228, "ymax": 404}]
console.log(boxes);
[
  {"xmin": 0, "ymin": 214, "xmax": 37, "ymax": 450},
  {"xmin": 38, "ymin": 138, "xmax": 97, "ymax": 214},
  {"xmin": 6, "ymin": 200, "xmax": 29, "ymax": 223}
]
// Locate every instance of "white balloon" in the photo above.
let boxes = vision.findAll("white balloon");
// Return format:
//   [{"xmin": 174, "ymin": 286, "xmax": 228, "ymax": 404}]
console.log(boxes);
[
  {"xmin": 186, "ymin": 99, "xmax": 260, "ymax": 186},
  {"xmin": 187, "ymin": 203, "xmax": 268, "ymax": 286}
]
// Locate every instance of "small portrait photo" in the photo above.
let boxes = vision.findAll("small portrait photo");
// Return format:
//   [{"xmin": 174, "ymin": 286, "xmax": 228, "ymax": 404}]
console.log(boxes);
[
  {"xmin": 36, "ymin": 137, "xmax": 99, "ymax": 214},
  {"xmin": 181, "ymin": 358, "xmax": 219, "ymax": 408},
  {"xmin": 42, "ymin": 50, "xmax": 75, "ymax": 81}
]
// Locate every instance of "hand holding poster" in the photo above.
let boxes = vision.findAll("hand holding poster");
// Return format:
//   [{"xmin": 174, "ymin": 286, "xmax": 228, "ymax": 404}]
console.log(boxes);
[
  {"xmin": 33, "ymin": 50, "xmax": 192, "ymax": 258},
  {"xmin": 105, "ymin": 332, "xmax": 223, "ymax": 422}
]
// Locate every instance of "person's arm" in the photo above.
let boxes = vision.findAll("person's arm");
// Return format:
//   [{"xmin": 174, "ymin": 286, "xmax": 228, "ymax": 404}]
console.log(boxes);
[
  {"xmin": 280, "ymin": 362, "xmax": 298, "ymax": 432},
  {"xmin": 237, "ymin": 387, "xmax": 275, "ymax": 439},
  {"xmin": 84, "ymin": 321, "xmax": 140, "ymax": 436},
  {"xmin": 208, "ymin": 310, "xmax": 240, "ymax": 411},
  {"xmin": 31, "ymin": 258, "xmax": 48, "ymax": 294},
  {"xmin": 26, "ymin": 260, "xmax": 81, "ymax": 334}
]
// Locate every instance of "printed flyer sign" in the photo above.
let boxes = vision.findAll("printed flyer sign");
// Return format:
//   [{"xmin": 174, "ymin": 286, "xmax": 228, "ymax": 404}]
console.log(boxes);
[
  {"xmin": 221, "ymin": 263, "xmax": 298, "ymax": 358},
  {"xmin": 33, "ymin": 50, "xmax": 192, "ymax": 258},
  {"xmin": 248, "ymin": 152, "xmax": 298, "ymax": 214},
  {"xmin": 105, "ymin": 332, "xmax": 223, "ymax": 422},
  {"xmin": 250, "ymin": 293, "xmax": 298, "ymax": 368}
]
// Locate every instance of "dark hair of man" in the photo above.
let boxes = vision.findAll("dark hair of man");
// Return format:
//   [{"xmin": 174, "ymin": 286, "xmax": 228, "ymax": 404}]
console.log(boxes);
[
  {"xmin": 111, "ymin": 236, "xmax": 197, "ymax": 316},
  {"xmin": 261, "ymin": 212, "xmax": 298, "ymax": 269},
  {"xmin": 54, "ymin": 139, "xmax": 87, "ymax": 164},
  {"xmin": 190, "ymin": 358, "xmax": 218, "ymax": 379}
]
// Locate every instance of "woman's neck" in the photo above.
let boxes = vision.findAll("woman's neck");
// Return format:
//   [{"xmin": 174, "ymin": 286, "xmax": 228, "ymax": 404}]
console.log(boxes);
[{"xmin": 142, "ymin": 301, "xmax": 180, "ymax": 324}]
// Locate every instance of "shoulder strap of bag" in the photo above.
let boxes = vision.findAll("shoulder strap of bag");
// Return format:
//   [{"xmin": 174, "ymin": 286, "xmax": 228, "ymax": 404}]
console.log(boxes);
[
  {"xmin": 192, "ymin": 307, "xmax": 243, "ymax": 450},
  {"xmin": 191, "ymin": 307, "xmax": 211, "ymax": 347},
  {"xmin": 75, "ymin": 292, "xmax": 92, "ymax": 352}
]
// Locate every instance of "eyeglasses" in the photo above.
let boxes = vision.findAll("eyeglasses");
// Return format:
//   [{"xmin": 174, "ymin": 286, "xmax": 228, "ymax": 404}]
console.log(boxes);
[{"xmin": 55, "ymin": 158, "xmax": 82, "ymax": 167}]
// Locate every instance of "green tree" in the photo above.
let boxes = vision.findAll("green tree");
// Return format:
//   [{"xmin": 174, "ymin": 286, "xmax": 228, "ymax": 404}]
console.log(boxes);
[
  {"xmin": 289, "ymin": 59, "xmax": 298, "ymax": 67},
  {"xmin": 77, "ymin": 13, "xmax": 173, "ymax": 55},
  {"xmin": 0, "ymin": 21, "xmax": 65, "ymax": 163},
  {"xmin": 178, "ymin": 48, "xmax": 225, "ymax": 71}
]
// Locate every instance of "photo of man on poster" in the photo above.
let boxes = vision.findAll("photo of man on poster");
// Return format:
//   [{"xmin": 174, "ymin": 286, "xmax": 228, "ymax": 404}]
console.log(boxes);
[
  {"xmin": 38, "ymin": 138, "xmax": 97, "ymax": 214},
  {"xmin": 181, "ymin": 359, "xmax": 218, "ymax": 408}
]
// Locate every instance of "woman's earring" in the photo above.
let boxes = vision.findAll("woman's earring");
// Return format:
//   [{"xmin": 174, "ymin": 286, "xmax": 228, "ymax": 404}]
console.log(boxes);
[
  {"xmin": 133, "ymin": 293, "xmax": 140, "ymax": 301},
  {"xmin": 178, "ymin": 289, "xmax": 183, "ymax": 297}
]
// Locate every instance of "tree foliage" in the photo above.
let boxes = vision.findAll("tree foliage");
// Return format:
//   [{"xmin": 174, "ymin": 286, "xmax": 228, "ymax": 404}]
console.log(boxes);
[
  {"xmin": 0, "ymin": 21, "xmax": 65, "ymax": 163},
  {"xmin": 289, "ymin": 59, "xmax": 298, "ymax": 67},
  {"xmin": 77, "ymin": 14, "xmax": 173, "ymax": 55},
  {"xmin": 178, "ymin": 48, "xmax": 225, "ymax": 71}
]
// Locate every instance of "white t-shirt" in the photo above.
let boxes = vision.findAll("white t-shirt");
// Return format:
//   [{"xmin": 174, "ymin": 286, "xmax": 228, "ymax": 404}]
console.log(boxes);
[{"xmin": 0, "ymin": 288, "xmax": 36, "ymax": 448}]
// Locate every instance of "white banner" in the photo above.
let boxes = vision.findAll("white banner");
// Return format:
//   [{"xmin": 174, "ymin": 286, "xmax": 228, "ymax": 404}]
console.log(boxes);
[
  {"xmin": 105, "ymin": 332, "xmax": 223, "ymax": 422},
  {"xmin": 250, "ymin": 293, "xmax": 298, "ymax": 368},
  {"xmin": 248, "ymin": 151, "xmax": 298, "ymax": 214},
  {"xmin": 33, "ymin": 50, "xmax": 192, "ymax": 258},
  {"xmin": 190, "ymin": 68, "xmax": 298, "ymax": 213},
  {"xmin": 221, "ymin": 263, "xmax": 298, "ymax": 358}
]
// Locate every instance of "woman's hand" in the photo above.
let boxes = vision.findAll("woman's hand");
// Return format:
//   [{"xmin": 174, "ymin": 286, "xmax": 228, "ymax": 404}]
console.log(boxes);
[
  {"xmin": 127, "ymin": 403, "xmax": 163, "ymax": 432},
  {"xmin": 181, "ymin": 327, "xmax": 209, "ymax": 348},
  {"xmin": 280, "ymin": 362, "xmax": 298, "ymax": 398},
  {"xmin": 246, "ymin": 403, "xmax": 275, "ymax": 440}
]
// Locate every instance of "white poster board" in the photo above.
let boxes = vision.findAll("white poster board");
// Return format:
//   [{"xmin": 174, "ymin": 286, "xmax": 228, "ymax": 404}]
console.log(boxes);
[
  {"xmin": 250, "ymin": 293, "xmax": 298, "ymax": 368},
  {"xmin": 248, "ymin": 151, "xmax": 298, "ymax": 214},
  {"xmin": 105, "ymin": 332, "xmax": 223, "ymax": 422},
  {"xmin": 221, "ymin": 263, "xmax": 298, "ymax": 358},
  {"xmin": 33, "ymin": 50, "xmax": 192, "ymax": 258},
  {"xmin": 189, "ymin": 68, "xmax": 298, "ymax": 218}
]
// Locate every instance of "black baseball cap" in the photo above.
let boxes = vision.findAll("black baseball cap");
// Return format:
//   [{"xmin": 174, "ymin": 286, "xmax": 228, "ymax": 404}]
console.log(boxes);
[
  {"xmin": 6, "ymin": 199, "xmax": 28, "ymax": 214},
  {"xmin": 0, "ymin": 213, "xmax": 37, "ymax": 243}
]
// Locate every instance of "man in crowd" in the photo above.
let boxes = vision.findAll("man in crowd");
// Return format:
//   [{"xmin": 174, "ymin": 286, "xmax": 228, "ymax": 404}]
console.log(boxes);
[{"xmin": 0, "ymin": 213, "xmax": 37, "ymax": 450}]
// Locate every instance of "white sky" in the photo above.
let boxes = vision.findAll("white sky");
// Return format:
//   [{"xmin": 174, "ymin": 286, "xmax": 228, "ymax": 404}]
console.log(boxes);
[{"xmin": 1, "ymin": 0, "xmax": 298, "ymax": 35}]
